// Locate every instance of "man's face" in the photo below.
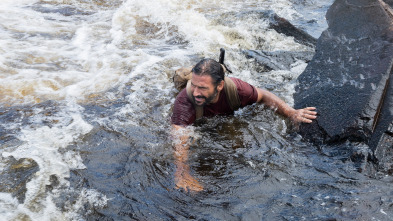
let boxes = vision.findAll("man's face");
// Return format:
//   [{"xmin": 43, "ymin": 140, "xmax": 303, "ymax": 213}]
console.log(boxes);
[{"xmin": 190, "ymin": 74, "xmax": 220, "ymax": 106}]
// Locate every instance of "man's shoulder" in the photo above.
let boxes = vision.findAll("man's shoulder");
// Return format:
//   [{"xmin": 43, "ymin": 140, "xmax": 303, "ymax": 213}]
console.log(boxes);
[
  {"xmin": 228, "ymin": 77, "xmax": 242, "ymax": 83},
  {"xmin": 175, "ymin": 88, "xmax": 191, "ymax": 102},
  {"xmin": 173, "ymin": 88, "xmax": 194, "ymax": 114},
  {"xmin": 172, "ymin": 88, "xmax": 195, "ymax": 126},
  {"xmin": 228, "ymin": 77, "xmax": 255, "ymax": 90},
  {"xmin": 228, "ymin": 77, "xmax": 258, "ymax": 105}
]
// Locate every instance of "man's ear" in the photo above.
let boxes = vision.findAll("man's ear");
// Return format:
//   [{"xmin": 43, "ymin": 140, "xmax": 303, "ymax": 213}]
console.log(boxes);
[{"xmin": 217, "ymin": 80, "xmax": 224, "ymax": 92}]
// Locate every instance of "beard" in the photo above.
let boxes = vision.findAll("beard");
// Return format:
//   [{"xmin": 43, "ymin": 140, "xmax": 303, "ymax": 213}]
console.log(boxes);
[{"xmin": 193, "ymin": 87, "xmax": 218, "ymax": 106}]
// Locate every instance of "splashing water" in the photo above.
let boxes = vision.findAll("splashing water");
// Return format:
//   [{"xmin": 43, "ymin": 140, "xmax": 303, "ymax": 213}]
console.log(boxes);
[{"xmin": 1, "ymin": 0, "xmax": 392, "ymax": 220}]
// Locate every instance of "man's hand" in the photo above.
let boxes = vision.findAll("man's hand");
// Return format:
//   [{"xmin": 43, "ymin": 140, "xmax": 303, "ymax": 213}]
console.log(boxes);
[
  {"xmin": 175, "ymin": 166, "xmax": 203, "ymax": 192},
  {"xmin": 257, "ymin": 88, "xmax": 317, "ymax": 124},
  {"xmin": 290, "ymin": 107, "xmax": 317, "ymax": 123}
]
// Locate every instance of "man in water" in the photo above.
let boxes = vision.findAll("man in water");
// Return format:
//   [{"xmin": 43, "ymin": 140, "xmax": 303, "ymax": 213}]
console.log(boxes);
[{"xmin": 171, "ymin": 58, "xmax": 317, "ymax": 192}]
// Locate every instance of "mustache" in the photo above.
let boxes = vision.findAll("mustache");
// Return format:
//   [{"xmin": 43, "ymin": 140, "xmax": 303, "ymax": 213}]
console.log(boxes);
[{"xmin": 194, "ymin": 96, "xmax": 206, "ymax": 99}]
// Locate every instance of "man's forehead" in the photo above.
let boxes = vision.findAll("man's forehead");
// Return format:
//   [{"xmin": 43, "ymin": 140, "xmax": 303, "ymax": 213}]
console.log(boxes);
[{"xmin": 191, "ymin": 73, "xmax": 214, "ymax": 85}]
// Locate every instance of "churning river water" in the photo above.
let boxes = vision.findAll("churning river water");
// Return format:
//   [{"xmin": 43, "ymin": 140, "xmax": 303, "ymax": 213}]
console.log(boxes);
[{"xmin": 1, "ymin": 0, "xmax": 392, "ymax": 220}]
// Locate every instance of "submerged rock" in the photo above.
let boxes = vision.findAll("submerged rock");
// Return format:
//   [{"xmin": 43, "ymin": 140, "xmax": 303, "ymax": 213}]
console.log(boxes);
[
  {"xmin": 218, "ymin": 10, "xmax": 317, "ymax": 48},
  {"xmin": 243, "ymin": 50, "xmax": 314, "ymax": 72},
  {"xmin": 0, "ymin": 157, "xmax": 39, "ymax": 203},
  {"xmin": 294, "ymin": 0, "xmax": 393, "ymax": 169},
  {"xmin": 240, "ymin": 11, "xmax": 316, "ymax": 72}
]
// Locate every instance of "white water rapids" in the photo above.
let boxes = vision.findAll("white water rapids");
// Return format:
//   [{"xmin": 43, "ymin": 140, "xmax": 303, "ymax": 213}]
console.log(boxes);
[{"xmin": 9, "ymin": 0, "xmax": 392, "ymax": 220}]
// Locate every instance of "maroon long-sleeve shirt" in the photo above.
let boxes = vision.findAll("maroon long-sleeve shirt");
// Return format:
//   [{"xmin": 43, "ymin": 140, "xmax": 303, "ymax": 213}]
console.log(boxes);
[{"xmin": 171, "ymin": 77, "xmax": 259, "ymax": 126}]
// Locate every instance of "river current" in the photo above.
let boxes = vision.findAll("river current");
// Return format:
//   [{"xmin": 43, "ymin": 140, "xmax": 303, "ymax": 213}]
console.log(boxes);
[{"xmin": 1, "ymin": 0, "xmax": 392, "ymax": 220}]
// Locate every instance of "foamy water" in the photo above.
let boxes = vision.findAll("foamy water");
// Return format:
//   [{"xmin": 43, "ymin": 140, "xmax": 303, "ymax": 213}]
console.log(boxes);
[
  {"xmin": 6, "ymin": 0, "xmax": 384, "ymax": 220},
  {"xmin": 0, "ymin": 0, "xmax": 324, "ymax": 105}
]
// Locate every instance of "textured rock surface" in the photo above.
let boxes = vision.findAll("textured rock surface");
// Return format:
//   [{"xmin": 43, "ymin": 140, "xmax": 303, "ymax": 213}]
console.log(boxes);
[
  {"xmin": 268, "ymin": 13, "xmax": 317, "ymax": 48},
  {"xmin": 294, "ymin": 0, "xmax": 393, "ymax": 164},
  {"xmin": 243, "ymin": 50, "xmax": 314, "ymax": 72}
]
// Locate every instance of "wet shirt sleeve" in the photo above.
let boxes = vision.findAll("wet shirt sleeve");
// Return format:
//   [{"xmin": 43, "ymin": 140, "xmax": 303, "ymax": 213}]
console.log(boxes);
[
  {"xmin": 171, "ymin": 89, "xmax": 196, "ymax": 126},
  {"xmin": 231, "ymin": 77, "xmax": 259, "ymax": 107}
]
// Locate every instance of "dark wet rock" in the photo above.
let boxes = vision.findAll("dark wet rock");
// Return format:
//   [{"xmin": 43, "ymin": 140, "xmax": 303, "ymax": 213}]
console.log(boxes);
[
  {"xmin": 268, "ymin": 13, "xmax": 317, "ymax": 48},
  {"xmin": 218, "ymin": 10, "xmax": 316, "ymax": 48},
  {"xmin": 243, "ymin": 50, "xmax": 314, "ymax": 72},
  {"xmin": 294, "ymin": 0, "xmax": 393, "ymax": 168},
  {"xmin": 385, "ymin": 0, "xmax": 393, "ymax": 7},
  {"xmin": 0, "ymin": 157, "xmax": 39, "ymax": 203},
  {"xmin": 238, "ymin": 11, "xmax": 317, "ymax": 71},
  {"xmin": 374, "ymin": 122, "xmax": 393, "ymax": 173}
]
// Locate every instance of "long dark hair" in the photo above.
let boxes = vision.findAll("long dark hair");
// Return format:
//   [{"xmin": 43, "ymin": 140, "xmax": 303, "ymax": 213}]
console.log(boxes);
[{"xmin": 191, "ymin": 58, "xmax": 224, "ymax": 86}]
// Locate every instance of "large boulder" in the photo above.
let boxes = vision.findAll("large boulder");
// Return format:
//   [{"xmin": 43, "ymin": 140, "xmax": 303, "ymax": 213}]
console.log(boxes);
[{"xmin": 294, "ymin": 0, "xmax": 393, "ymax": 166}]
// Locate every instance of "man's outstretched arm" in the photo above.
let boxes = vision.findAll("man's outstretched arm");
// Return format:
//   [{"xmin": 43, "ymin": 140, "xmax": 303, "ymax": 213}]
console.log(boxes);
[
  {"xmin": 256, "ymin": 88, "xmax": 317, "ymax": 123},
  {"xmin": 171, "ymin": 124, "xmax": 203, "ymax": 192}
]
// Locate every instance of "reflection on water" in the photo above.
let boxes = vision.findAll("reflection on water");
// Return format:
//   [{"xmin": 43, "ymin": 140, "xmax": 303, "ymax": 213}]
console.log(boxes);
[{"xmin": 1, "ymin": 0, "xmax": 393, "ymax": 220}]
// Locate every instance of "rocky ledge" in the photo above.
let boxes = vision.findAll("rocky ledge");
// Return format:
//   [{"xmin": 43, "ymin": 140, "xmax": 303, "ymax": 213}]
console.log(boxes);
[{"xmin": 294, "ymin": 0, "xmax": 393, "ymax": 171}]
